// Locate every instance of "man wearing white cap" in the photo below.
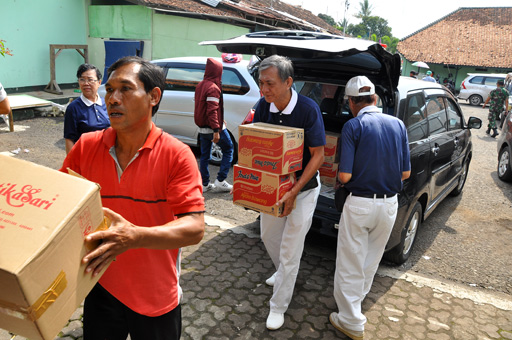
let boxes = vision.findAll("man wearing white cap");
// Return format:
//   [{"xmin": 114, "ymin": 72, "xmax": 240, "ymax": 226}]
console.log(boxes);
[{"xmin": 329, "ymin": 76, "xmax": 410, "ymax": 340}]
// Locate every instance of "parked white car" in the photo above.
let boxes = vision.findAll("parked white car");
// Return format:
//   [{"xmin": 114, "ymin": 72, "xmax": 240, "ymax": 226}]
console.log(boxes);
[
  {"xmin": 99, "ymin": 56, "xmax": 261, "ymax": 164},
  {"xmin": 458, "ymin": 73, "xmax": 507, "ymax": 106}
]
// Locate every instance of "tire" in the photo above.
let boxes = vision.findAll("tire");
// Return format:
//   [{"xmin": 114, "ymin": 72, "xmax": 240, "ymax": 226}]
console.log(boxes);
[
  {"xmin": 469, "ymin": 94, "xmax": 483, "ymax": 106},
  {"xmin": 498, "ymin": 147, "xmax": 512, "ymax": 182},
  {"xmin": 384, "ymin": 202, "xmax": 422, "ymax": 265},
  {"xmin": 450, "ymin": 159, "xmax": 469, "ymax": 196},
  {"xmin": 208, "ymin": 131, "xmax": 238, "ymax": 166}
]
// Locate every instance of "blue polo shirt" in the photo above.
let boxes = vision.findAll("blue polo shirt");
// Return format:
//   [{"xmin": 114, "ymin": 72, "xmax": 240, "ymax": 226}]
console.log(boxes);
[
  {"xmin": 253, "ymin": 89, "xmax": 326, "ymax": 178},
  {"xmin": 339, "ymin": 106, "xmax": 410, "ymax": 195},
  {"xmin": 64, "ymin": 95, "xmax": 109, "ymax": 143}
]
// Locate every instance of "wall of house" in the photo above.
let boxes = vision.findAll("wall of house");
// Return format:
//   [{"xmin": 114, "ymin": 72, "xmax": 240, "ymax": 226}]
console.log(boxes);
[
  {"xmin": 152, "ymin": 13, "xmax": 249, "ymax": 60},
  {"xmin": 402, "ymin": 59, "xmax": 512, "ymax": 93},
  {"xmin": 86, "ymin": 5, "xmax": 250, "ymax": 76},
  {"xmin": 0, "ymin": 0, "xmax": 87, "ymax": 90},
  {"xmin": 87, "ymin": 5, "xmax": 153, "ymax": 76}
]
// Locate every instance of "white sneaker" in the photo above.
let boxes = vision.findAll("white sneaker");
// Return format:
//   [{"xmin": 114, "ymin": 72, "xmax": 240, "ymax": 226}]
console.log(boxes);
[
  {"xmin": 214, "ymin": 179, "xmax": 232, "ymax": 192},
  {"xmin": 203, "ymin": 183, "xmax": 215, "ymax": 193},
  {"xmin": 266, "ymin": 311, "xmax": 285, "ymax": 330},
  {"xmin": 265, "ymin": 272, "xmax": 277, "ymax": 286}
]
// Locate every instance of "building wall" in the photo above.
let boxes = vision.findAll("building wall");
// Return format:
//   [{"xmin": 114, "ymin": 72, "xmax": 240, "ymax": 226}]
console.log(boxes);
[
  {"xmin": 0, "ymin": 0, "xmax": 87, "ymax": 90},
  {"xmin": 402, "ymin": 59, "xmax": 512, "ymax": 92},
  {"xmin": 87, "ymin": 6, "xmax": 250, "ymax": 76},
  {"xmin": 152, "ymin": 13, "xmax": 249, "ymax": 60},
  {"xmin": 87, "ymin": 5, "xmax": 153, "ymax": 76}
]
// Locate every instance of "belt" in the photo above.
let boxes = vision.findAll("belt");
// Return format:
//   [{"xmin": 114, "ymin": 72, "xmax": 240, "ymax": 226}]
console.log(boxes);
[{"xmin": 352, "ymin": 193, "xmax": 396, "ymax": 199}]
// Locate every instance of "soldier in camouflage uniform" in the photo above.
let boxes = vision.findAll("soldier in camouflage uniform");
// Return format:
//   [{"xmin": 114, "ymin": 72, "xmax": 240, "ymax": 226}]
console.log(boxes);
[{"xmin": 483, "ymin": 79, "xmax": 509, "ymax": 138}]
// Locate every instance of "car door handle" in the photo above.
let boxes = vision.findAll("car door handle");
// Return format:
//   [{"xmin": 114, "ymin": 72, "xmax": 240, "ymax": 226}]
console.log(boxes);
[
  {"xmin": 432, "ymin": 144, "xmax": 440, "ymax": 156},
  {"xmin": 454, "ymin": 138, "xmax": 459, "ymax": 147}
]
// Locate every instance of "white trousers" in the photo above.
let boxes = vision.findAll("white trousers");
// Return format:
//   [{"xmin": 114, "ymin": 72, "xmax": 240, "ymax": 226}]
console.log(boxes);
[
  {"xmin": 333, "ymin": 194, "xmax": 398, "ymax": 331},
  {"xmin": 260, "ymin": 175, "xmax": 321, "ymax": 314}
]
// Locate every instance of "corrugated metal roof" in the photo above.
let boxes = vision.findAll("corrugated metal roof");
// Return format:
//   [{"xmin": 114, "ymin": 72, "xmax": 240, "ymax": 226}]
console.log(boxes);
[{"xmin": 397, "ymin": 7, "xmax": 512, "ymax": 68}]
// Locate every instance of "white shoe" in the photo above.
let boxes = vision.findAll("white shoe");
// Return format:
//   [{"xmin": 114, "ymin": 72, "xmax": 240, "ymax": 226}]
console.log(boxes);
[
  {"xmin": 203, "ymin": 183, "xmax": 215, "ymax": 193},
  {"xmin": 266, "ymin": 311, "xmax": 284, "ymax": 330},
  {"xmin": 265, "ymin": 272, "xmax": 276, "ymax": 286},
  {"xmin": 214, "ymin": 179, "xmax": 232, "ymax": 192}
]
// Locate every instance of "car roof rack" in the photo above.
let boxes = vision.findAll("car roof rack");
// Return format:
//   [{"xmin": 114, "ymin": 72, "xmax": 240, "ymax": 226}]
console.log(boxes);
[{"xmin": 245, "ymin": 30, "xmax": 343, "ymax": 40}]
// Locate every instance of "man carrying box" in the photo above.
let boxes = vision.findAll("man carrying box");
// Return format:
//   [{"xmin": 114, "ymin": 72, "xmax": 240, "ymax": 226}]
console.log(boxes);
[
  {"xmin": 61, "ymin": 56, "xmax": 205, "ymax": 340},
  {"xmin": 254, "ymin": 55, "xmax": 326, "ymax": 330}
]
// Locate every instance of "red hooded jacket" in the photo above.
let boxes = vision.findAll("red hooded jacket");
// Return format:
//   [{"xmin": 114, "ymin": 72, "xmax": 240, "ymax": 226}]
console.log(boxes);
[{"xmin": 194, "ymin": 58, "xmax": 224, "ymax": 132}]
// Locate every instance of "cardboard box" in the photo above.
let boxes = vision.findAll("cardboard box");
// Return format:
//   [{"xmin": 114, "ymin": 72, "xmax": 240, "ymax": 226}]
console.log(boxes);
[
  {"xmin": 324, "ymin": 131, "xmax": 340, "ymax": 163},
  {"xmin": 233, "ymin": 164, "xmax": 296, "ymax": 216},
  {"xmin": 319, "ymin": 161, "xmax": 339, "ymax": 186},
  {"xmin": 0, "ymin": 155, "xmax": 109, "ymax": 340},
  {"xmin": 238, "ymin": 123, "xmax": 304, "ymax": 175}
]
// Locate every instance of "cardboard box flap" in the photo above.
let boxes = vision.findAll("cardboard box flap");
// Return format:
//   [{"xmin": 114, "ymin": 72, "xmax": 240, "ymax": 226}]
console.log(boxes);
[{"xmin": 0, "ymin": 155, "xmax": 100, "ymax": 274}]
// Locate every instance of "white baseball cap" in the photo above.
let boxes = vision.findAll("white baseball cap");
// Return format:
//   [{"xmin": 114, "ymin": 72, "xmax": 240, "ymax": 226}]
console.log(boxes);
[{"xmin": 344, "ymin": 76, "xmax": 375, "ymax": 98}]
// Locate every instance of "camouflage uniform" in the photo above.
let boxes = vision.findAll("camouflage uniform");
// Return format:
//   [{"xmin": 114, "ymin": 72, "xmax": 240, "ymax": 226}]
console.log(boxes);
[{"xmin": 488, "ymin": 87, "xmax": 509, "ymax": 129}]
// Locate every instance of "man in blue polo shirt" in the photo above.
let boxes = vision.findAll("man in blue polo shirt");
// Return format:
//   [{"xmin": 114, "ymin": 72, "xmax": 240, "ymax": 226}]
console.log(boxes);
[
  {"xmin": 254, "ymin": 55, "xmax": 326, "ymax": 331},
  {"xmin": 329, "ymin": 76, "xmax": 410, "ymax": 340}
]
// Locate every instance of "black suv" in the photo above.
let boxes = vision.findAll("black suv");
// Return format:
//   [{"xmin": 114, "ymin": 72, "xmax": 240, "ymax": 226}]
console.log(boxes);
[{"xmin": 203, "ymin": 30, "xmax": 482, "ymax": 264}]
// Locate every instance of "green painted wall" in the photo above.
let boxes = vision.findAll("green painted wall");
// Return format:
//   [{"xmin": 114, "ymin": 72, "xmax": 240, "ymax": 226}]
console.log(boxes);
[
  {"xmin": 152, "ymin": 14, "xmax": 250, "ymax": 60},
  {"xmin": 89, "ymin": 6, "xmax": 152, "ymax": 40},
  {"xmin": 402, "ymin": 58, "xmax": 512, "ymax": 92},
  {"xmin": 0, "ymin": 0, "xmax": 87, "ymax": 89}
]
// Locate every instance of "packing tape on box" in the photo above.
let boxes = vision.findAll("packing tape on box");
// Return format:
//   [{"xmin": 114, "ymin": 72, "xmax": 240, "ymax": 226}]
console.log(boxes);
[
  {"xmin": 85, "ymin": 216, "xmax": 112, "ymax": 252},
  {"xmin": 0, "ymin": 270, "xmax": 67, "ymax": 321}
]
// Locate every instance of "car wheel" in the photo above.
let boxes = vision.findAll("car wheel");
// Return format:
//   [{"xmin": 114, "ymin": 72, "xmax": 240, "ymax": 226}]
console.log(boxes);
[
  {"xmin": 208, "ymin": 131, "xmax": 238, "ymax": 166},
  {"xmin": 450, "ymin": 159, "xmax": 469, "ymax": 196},
  {"xmin": 384, "ymin": 202, "xmax": 422, "ymax": 265},
  {"xmin": 498, "ymin": 147, "xmax": 512, "ymax": 182},
  {"xmin": 469, "ymin": 94, "xmax": 483, "ymax": 106},
  {"xmin": 210, "ymin": 143, "xmax": 223, "ymax": 166}
]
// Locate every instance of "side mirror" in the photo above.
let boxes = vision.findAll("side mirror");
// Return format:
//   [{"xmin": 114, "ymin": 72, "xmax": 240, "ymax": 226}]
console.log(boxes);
[{"xmin": 467, "ymin": 116, "xmax": 482, "ymax": 129}]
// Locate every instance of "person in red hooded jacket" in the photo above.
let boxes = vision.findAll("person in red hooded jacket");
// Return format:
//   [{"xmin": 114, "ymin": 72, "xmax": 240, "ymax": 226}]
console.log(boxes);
[{"xmin": 194, "ymin": 58, "xmax": 234, "ymax": 193}]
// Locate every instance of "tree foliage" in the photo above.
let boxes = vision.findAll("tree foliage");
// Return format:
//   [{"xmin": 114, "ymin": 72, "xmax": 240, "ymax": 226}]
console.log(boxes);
[
  {"xmin": 347, "ymin": 16, "xmax": 392, "ymax": 39},
  {"xmin": 0, "ymin": 40, "xmax": 13, "ymax": 57},
  {"xmin": 318, "ymin": 13, "xmax": 336, "ymax": 27},
  {"xmin": 355, "ymin": 0, "xmax": 374, "ymax": 19}
]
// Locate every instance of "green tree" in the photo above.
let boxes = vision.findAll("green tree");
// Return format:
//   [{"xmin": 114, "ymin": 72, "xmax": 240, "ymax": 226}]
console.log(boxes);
[
  {"xmin": 381, "ymin": 35, "xmax": 399, "ymax": 54},
  {"xmin": 318, "ymin": 13, "xmax": 336, "ymax": 27},
  {"xmin": 355, "ymin": 0, "xmax": 374, "ymax": 19},
  {"xmin": 346, "ymin": 16, "xmax": 392, "ymax": 40},
  {"xmin": 0, "ymin": 40, "xmax": 13, "ymax": 57}
]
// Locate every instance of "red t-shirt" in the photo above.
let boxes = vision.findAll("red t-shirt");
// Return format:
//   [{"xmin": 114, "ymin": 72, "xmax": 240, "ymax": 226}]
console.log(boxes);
[{"xmin": 60, "ymin": 123, "xmax": 204, "ymax": 316}]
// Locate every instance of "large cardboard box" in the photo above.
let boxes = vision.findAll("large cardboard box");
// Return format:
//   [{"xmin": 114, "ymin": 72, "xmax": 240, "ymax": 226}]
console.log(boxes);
[
  {"xmin": 0, "ymin": 155, "xmax": 109, "ymax": 340},
  {"xmin": 238, "ymin": 123, "xmax": 304, "ymax": 175},
  {"xmin": 233, "ymin": 164, "xmax": 296, "ymax": 216},
  {"xmin": 324, "ymin": 131, "xmax": 340, "ymax": 163},
  {"xmin": 319, "ymin": 161, "xmax": 339, "ymax": 187}
]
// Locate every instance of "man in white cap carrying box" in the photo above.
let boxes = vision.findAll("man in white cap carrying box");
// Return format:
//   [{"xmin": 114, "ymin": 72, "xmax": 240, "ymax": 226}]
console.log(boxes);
[{"xmin": 329, "ymin": 76, "xmax": 411, "ymax": 340}]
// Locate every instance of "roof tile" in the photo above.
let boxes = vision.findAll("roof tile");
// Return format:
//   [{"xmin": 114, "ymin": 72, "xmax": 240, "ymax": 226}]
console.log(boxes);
[{"xmin": 397, "ymin": 7, "xmax": 512, "ymax": 68}]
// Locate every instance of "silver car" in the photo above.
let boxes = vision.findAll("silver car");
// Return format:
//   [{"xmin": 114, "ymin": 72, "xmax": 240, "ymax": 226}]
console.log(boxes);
[
  {"xmin": 458, "ymin": 73, "xmax": 507, "ymax": 106},
  {"xmin": 99, "ymin": 56, "xmax": 261, "ymax": 164}
]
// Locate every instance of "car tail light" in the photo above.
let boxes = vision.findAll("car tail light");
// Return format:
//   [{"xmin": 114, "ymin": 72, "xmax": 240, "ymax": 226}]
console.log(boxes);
[
  {"xmin": 242, "ymin": 109, "xmax": 255, "ymax": 125},
  {"xmin": 461, "ymin": 81, "xmax": 466, "ymax": 90}
]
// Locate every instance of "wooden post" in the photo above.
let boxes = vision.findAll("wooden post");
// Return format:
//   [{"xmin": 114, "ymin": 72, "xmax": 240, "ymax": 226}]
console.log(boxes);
[
  {"xmin": 44, "ymin": 44, "xmax": 89, "ymax": 95},
  {"xmin": 7, "ymin": 108, "xmax": 14, "ymax": 132}
]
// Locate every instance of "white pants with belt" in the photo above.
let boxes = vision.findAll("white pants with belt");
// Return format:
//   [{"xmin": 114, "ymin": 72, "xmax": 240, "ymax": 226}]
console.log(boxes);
[
  {"xmin": 260, "ymin": 175, "xmax": 321, "ymax": 314},
  {"xmin": 333, "ymin": 194, "xmax": 398, "ymax": 332}
]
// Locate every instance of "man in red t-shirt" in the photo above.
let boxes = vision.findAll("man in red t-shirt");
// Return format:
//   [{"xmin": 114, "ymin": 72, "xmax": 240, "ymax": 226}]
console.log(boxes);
[{"xmin": 60, "ymin": 56, "xmax": 205, "ymax": 340}]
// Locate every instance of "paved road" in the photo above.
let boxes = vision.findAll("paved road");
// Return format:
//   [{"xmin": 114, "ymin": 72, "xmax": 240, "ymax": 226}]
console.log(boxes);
[{"xmin": 2, "ymin": 215, "xmax": 512, "ymax": 339}]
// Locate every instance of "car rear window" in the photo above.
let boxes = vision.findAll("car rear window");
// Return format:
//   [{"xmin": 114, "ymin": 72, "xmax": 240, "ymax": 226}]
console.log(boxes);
[{"xmin": 164, "ymin": 66, "xmax": 251, "ymax": 95}]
